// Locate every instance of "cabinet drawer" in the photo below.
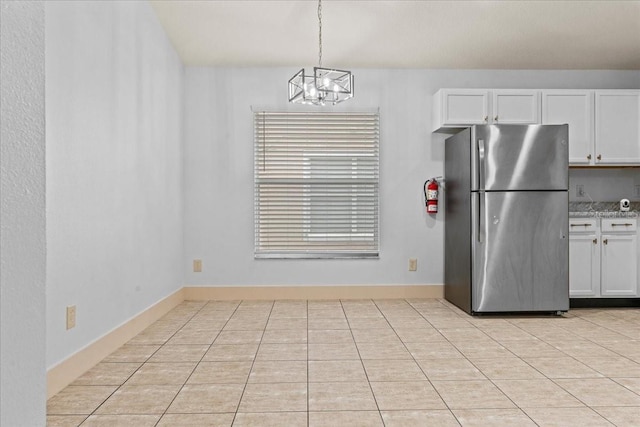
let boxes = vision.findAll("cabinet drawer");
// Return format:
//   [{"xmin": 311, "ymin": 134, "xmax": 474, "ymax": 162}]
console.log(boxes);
[
  {"xmin": 602, "ymin": 218, "xmax": 637, "ymax": 233},
  {"xmin": 569, "ymin": 218, "xmax": 598, "ymax": 233}
]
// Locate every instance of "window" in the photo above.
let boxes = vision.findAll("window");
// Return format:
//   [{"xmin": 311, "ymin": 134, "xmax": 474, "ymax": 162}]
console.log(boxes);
[{"xmin": 254, "ymin": 111, "xmax": 379, "ymax": 258}]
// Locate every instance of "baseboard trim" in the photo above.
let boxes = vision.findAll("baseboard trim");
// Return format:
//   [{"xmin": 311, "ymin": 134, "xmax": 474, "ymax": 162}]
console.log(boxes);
[
  {"xmin": 46, "ymin": 288, "xmax": 185, "ymax": 398},
  {"xmin": 183, "ymin": 284, "xmax": 444, "ymax": 300}
]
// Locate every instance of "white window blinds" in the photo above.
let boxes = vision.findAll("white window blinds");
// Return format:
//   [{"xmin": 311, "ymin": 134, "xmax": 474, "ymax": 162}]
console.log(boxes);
[{"xmin": 254, "ymin": 111, "xmax": 380, "ymax": 259}]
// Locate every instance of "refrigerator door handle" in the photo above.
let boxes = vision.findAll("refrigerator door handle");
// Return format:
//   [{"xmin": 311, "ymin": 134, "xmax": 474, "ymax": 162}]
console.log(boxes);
[
  {"xmin": 478, "ymin": 139, "xmax": 485, "ymax": 190},
  {"xmin": 477, "ymin": 192, "xmax": 484, "ymax": 243}
]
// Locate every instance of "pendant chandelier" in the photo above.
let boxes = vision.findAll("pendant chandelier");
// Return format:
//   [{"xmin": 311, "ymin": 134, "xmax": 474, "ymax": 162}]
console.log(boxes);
[{"xmin": 288, "ymin": 0, "xmax": 354, "ymax": 106}]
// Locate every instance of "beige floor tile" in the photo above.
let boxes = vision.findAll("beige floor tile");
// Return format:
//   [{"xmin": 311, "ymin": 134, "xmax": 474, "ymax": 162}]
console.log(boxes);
[
  {"xmin": 427, "ymin": 318, "xmax": 474, "ymax": 329},
  {"xmin": 438, "ymin": 328, "xmax": 489, "ymax": 343},
  {"xmin": 556, "ymin": 378, "xmax": 640, "ymax": 406},
  {"xmin": 615, "ymin": 377, "xmax": 640, "ymax": 393},
  {"xmin": 481, "ymin": 326, "xmax": 537, "ymax": 342},
  {"xmin": 347, "ymin": 317, "xmax": 392, "ymax": 329},
  {"xmin": 454, "ymin": 341, "xmax": 514, "ymax": 359},
  {"xmin": 307, "ymin": 329, "xmax": 353, "ymax": 344},
  {"xmin": 554, "ymin": 341, "xmax": 620, "ymax": 358},
  {"xmin": 595, "ymin": 407, "xmax": 640, "ymax": 427},
  {"xmin": 71, "ymin": 362, "xmax": 140, "ymax": 386},
  {"xmin": 309, "ymin": 411, "xmax": 383, "ymax": 427},
  {"xmin": 156, "ymin": 413, "xmax": 234, "ymax": 427},
  {"xmin": 524, "ymin": 357, "xmax": 603, "ymax": 379},
  {"xmin": 47, "ymin": 386, "xmax": 117, "ymax": 415},
  {"xmin": 125, "ymin": 362, "xmax": 196, "ymax": 385},
  {"xmin": 261, "ymin": 329, "xmax": 307, "ymax": 344},
  {"xmin": 187, "ymin": 361, "xmax": 252, "ymax": 384},
  {"xmin": 308, "ymin": 382, "xmax": 377, "ymax": 411},
  {"xmin": 238, "ymin": 383, "xmax": 307, "ymax": 412},
  {"xmin": 102, "ymin": 345, "xmax": 160, "ymax": 363},
  {"xmin": 386, "ymin": 317, "xmax": 431, "ymax": 329},
  {"xmin": 147, "ymin": 344, "xmax": 209, "ymax": 363},
  {"xmin": 308, "ymin": 343, "xmax": 360, "ymax": 360},
  {"xmin": 95, "ymin": 384, "xmax": 180, "ymax": 414},
  {"xmin": 309, "ymin": 360, "xmax": 367, "ymax": 382},
  {"xmin": 78, "ymin": 414, "xmax": 160, "ymax": 427},
  {"xmin": 370, "ymin": 381, "xmax": 446, "ymax": 410},
  {"xmin": 223, "ymin": 318, "xmax": 268, "ymax": 331},
  {"xmin": 202, "ymin": 344, "xmax": 259, "ymax": 361},
  {"xmin": 351, "ymin": 328, "xmax": 400, "ymax": 343},
  {"xmin": 404, "ymin": 341, "xmax": 464, "ymax": 359},
  {"xmin": 452, "ymin": 409, "xmax": 537, "ymax": 427},
  {"xmin": 249, "ymin": 360, "xmax": 307, "ymax": 383},
  {"xmin": 166, "ymin": 328, "xmax": 220, "ymax": 345},
  {"xmin": 307, "ymin": 317, "xmax": 350, "ymax": 330},
  {"xmin": 431, "ymin": 380, "xmax": 515, "ymax": 410},
  {"xmin": 308, "ymin": 307, "xmax": 346, "ymax": 317},
  {"xmin": 393, "ymin": 327, "xmax": 445, "ymax": 343},
  {"xmin": 356, "ymin": 342, "xmax": 412, "ymax": 360},
  {"xmin": 524, "ymin": 407, "xmax": 614, "ymax": 427},
  {"xmin": 362, "ymin": 359, "xmax": 427, "ymax": 382},
  {"xmin": 417, "ymin": 358, "xmax": 485, "ymax": 381},
  {"xmin": 471, "ymin": 357, "xmax": 544, "ymax": 380},
  {"xmin": 501, "ymin": 340, "xmax": 566, "ymax": 358},
  {"xmin": 493, "ymin": 379, "xmax": 584, "ymax": 408},
  {"xmin": 213, "ymin": 330, "xmax": 263, "ymax": 344},
  {"xmin": 580, "ymin": 356, "xmax": 640, "ymax": 377},
  {"xmin": 46, "ymin": 415, "xmax": 87, "ymax": 427},
  {"xmin": 255, "ymin": 343, "xmax": 307, "ymax": 360},
  {"xmin": 167, "ymin": 383, "xmax": 244, "ymax": 413},
  {"xmin": 380, "ymin": 410, "xmax": 459, "ymax": 427},
  {"xmin": 126, "ymin": 330, "xmax": 174, "ymax": 345},
  {"xmin": 233, "ymin": 412, "xmax": 307, "ymax": 426},
  {"xmin": 266, "ymin": 317, "xmax": 307, "ymax": 330}
]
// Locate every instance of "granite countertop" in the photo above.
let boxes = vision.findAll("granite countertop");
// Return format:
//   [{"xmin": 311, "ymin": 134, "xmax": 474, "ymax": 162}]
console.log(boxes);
[{"xmin": 569, "ymin": 201, "xmax": 640, "ymax": 218}]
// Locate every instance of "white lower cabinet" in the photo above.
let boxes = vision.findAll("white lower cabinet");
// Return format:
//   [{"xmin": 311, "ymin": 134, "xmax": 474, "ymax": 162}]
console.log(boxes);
[{"xmin": 569, "ymin": 218, "xmax": 638, "ymax": 298}]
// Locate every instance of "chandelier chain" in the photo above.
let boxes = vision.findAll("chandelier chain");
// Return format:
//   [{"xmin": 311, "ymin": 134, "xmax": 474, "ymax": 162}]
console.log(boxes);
[{"xmin": 318, "ymin": 0, "xmax": 322, "ymax": 67}]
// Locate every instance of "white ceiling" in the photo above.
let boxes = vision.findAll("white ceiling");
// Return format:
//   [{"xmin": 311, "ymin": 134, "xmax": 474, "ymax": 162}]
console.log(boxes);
[{"xmin": 150, "ymin": 0, "xmax": 640, "ymax": 70}]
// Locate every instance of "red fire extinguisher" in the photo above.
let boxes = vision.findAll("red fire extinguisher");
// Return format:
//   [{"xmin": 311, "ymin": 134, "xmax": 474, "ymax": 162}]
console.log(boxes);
[{"xmin": 424, "ymin": 178, "xmax": 439, "ymax": 214}]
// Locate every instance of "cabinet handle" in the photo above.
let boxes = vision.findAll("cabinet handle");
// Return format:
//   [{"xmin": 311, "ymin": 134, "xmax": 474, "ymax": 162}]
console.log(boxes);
[
  {"xmin": 494, "ymin": 115, "xmax": 499, "ymax": 122},
  {"xmin": 597, "ymin": 154, "xmax": 602, "ymax": 161},
  {"xmin": 570, "ymin": 223, "xmax": 592, "ymax": 227},
  {"xmin": 611, "ymin": 223, "xmax": 633, "ymax": 227},
  {"xmin": 483, "ymin": 116, "xmax": 488, "ymax": 122},
  {"xmin": 603, "ymin": 239, "xmax": 608, "ymax": 245},
  {"xmin": 593, "ymin": 238, "xmax": 598, "ymax": 244},
  {"xmin": 587, "ymin": 154, "xmax": 592, "ymax": 160}
]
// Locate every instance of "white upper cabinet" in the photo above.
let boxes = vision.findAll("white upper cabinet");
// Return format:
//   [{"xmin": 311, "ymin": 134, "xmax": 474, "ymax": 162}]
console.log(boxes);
[
  {"xmin": 433, "ymin": 89, "xmax": 489, "ymax": 131},
  {"xmin": 542, "ymin": 90, "xmax": 594, "ymax": 165},
  {"xmin": 492, "ymin": 90, "xmax": 540, "ymax": 124},
  {"xmin": 595, "ymin": 90, "xmax": 640, "ymax": 164},
  {"xmin": 432, "ymin": 89, "xmax": 539, "ymax": 132},
  {"xmin": 434, "ymin": 88, "xmax": 640, "ymax": 166}
]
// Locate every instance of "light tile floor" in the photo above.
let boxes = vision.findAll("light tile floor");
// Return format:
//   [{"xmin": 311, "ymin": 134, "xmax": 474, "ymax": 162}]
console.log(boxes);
[{"xmin": 47, "ymin": 299, "xmax": 640, "ymax": 426}]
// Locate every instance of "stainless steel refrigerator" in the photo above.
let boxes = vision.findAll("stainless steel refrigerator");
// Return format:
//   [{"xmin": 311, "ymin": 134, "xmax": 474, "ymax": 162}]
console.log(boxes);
[{"xmin": 444, "ymin": 124, "xmax": 569, "ymax": 314}]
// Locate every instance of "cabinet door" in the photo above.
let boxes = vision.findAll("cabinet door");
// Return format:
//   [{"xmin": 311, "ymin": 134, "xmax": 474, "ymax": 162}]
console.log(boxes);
[
  {"xmin": 595, "ymin": 90, "xmax": 640, "ymax": 164},
  {"xmin": 492, "ymin": 90, "xmax": 540, "ymax": 124},
  {"xmin": 569, "ymin": 234, "xmax": 599, "ymax": 297},
  {"xmin": 442, "ymin": 89, "xmax": 489, "ymax": 126},
  {"xmin": 542, "ymin": 90, "xmax": 594, "ymax": 165},
  {"xmin": 600, "ymin": 234, "xmax": 638, "ymax": 296}
]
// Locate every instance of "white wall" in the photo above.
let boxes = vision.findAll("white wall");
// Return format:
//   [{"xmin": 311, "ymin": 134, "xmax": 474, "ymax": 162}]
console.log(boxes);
[
  {"xmin": 0, "ymin": 1, "xmax": 47, "ymax": 425},
  {"xmin": 184, "ymin": 68, "xmax": 639, "ymax": 287},
  {"xmin": 46, "ymin": 1, "xmax": 184, "ymax": 368}
]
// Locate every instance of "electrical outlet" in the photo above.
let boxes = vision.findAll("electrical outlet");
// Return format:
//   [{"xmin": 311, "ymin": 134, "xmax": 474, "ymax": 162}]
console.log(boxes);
[
  {"xmin": 635, "ymin": 185, "xmax": 640, "ymax": 198},
  {"xmin": 409, "ymin": 258, "xmax": 418, "ymax": 271},
  {"xmin": 66, "ymin": 305, "xmax": 76, "ymax": 330},
  {"xmin": 193, "ymin": 259, "xmax": 202, "ymax": 272},
  {"xmin": 576, "ymin": 184, "xmax": 585, "ymax": 197}
]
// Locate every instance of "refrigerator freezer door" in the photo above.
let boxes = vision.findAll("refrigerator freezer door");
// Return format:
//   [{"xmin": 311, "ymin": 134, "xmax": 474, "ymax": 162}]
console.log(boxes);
[
  {"xmin": 471, "ymin": 125, "xmax": 568, "ymax": 191},
  {"xmin": 471, "ymin": 191, "xmax": 569, "ymax": 312}
]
